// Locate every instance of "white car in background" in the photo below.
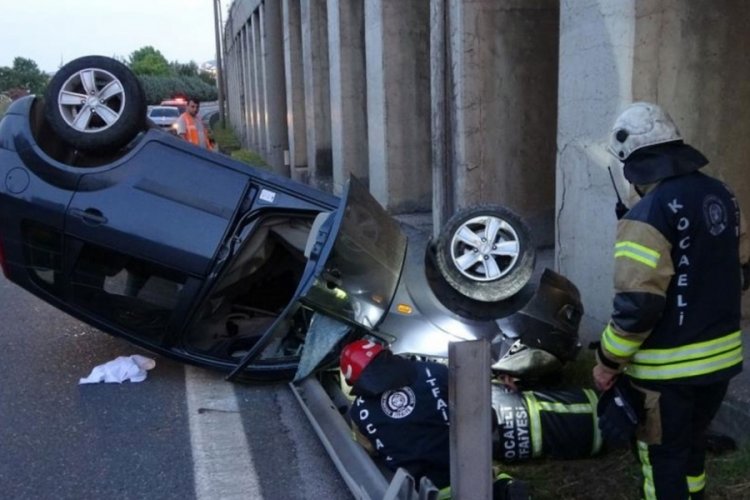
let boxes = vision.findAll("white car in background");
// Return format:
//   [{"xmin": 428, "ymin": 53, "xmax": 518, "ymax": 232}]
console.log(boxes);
[{"xmin": 146, "ymin": 105, "xmax": 181, "ymax": 132}]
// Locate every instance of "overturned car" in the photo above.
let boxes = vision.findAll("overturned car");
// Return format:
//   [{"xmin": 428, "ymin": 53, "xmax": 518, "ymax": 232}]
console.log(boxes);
[{"xmin": 0, "ymin": 56, "xmax": 583, "ymax": 382}]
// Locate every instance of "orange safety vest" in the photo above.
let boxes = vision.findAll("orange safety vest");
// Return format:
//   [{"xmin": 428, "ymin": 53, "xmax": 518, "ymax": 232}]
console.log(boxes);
[{"xmin": 180, "ymin": 112, "xmax": 202, "ymax": 146}]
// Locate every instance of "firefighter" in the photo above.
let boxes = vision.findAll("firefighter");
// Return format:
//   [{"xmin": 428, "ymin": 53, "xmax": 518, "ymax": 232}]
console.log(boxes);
[
  {"xmin": 340, "ymin": 339, "xmax": 528, "ymax": 499},
  {"xmin": 593, "ymin": 102, "xmax": 750, "ymax": 499}
]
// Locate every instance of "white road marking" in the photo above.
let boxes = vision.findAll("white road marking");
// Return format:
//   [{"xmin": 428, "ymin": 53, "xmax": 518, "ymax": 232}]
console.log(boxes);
[{"xmin": 185, "ymin": 365, "xmax": 262, "ymax": 499}]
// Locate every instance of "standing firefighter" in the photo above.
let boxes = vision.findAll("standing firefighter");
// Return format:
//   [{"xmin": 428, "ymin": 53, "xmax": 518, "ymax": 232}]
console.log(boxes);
[{"xmin": 593, "ymin": 102, "xmax": 750, "ymax": 499}]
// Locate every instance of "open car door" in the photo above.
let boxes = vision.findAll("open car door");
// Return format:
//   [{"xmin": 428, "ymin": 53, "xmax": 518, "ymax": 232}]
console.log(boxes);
[{"xmin": 228, "ymin": 176, "xmax": 407, "ymax": 380}]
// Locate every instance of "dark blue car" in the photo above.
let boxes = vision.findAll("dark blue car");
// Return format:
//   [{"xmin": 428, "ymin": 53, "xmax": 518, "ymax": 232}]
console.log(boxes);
[{"xmin": 0, "ymin": 56, "xmax": 584, "ymax": 383}]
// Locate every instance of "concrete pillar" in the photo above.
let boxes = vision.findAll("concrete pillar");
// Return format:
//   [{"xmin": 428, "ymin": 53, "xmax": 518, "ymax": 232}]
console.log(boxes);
[
  {"xmin": 282, "ymin": 0, "xmax": 309, "ymax": 181},
  {"xmin": 259, "ymin": 1, "xmax": 290, "ymax": 174},
  {"xmin": 327, "ymin": 0, "xmax": 368, "ymax": 195},
  {"xmin": 242, "ymin": 25, "xmax": 255, "ymax": 148},
  {"xmin": 444, "ymin": 0, "xmax": 559, "ymax": 244},
  {"xmin": 301, "ymin": 0, "xmax": 333, "ymax": 190},
  {"xmin": 557, "ymin": 0, "xmax": 636, "ymax": 335},
  {"xmin": 251, "ymin": 12, "xmax": 267, "ymax": 156},
  {"xmin": 430, "ymin": 0, "xmax": 451, "ymax": 240},
  {"xmin": 365, "ymin": 0, "xmax": 431, "ymax": 213}
]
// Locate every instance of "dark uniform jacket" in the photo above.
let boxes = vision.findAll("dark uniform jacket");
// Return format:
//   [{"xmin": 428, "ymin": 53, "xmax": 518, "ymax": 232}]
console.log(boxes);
[
  {"xmin": 349, "ymin": 353, "xmax": 450, "ymax": 488},
  {"xmin": 598, "ymin": 142, "xmax": 750, "ymax": 384}
]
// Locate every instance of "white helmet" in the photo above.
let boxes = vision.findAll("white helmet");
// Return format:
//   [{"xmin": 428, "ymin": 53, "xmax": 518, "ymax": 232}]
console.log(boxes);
[{"xmin": 608, "ymin": 102, "xmax": 682, "ymax": 160}]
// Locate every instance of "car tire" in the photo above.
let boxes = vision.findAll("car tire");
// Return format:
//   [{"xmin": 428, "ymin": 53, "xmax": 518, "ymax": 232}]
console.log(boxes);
[
  {"xmin": 44, "ymin": 55, "xmax": 146, "ymax": 152},
  {"xmin": 435, "ymin": 205, "xmax": 535, "ymax": 302}
]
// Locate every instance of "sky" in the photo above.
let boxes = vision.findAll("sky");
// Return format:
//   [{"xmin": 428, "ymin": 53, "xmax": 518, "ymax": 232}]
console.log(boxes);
[{"xmin": 0, "ymin": 0, "xmax": 230, "ymax": 73}]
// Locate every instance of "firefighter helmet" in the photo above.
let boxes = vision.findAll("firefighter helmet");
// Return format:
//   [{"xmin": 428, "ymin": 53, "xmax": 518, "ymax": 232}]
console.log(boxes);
[
  {"xmin": 340, "ymin": 339, "xmax": 386, "ymax": 385},
  {"xmin": 608, "ymin": 102, "xmax": 682, "ymax": 161}
]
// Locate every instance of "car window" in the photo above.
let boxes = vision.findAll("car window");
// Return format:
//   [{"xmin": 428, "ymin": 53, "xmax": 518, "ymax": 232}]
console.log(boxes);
[
  {"xmin": 22, "ymin": 220, "xmax": 63, "ymax": 293},
  {"xmin": 149, "ymin": 108, "xmax": 179, "ymax": 118},
  {"xmin": 68, "ymin": 240, "xmax": 188, "ymax": 342}
]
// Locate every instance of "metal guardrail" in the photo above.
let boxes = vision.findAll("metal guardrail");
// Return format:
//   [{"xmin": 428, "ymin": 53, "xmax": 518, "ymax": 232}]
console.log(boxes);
[{"xmin": 290, "ymin": 340, "xmax": 493, "ymax": 500}]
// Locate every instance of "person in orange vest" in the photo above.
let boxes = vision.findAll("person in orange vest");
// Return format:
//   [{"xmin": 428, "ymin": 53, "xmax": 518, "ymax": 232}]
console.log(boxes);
[{"xmin": 175, "ymin": 97, "xmax": 215, "ymax": 150}]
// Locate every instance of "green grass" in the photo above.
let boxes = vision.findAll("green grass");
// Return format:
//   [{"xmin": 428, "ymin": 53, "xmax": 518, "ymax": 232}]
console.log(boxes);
[{"xmin": 210, "ymin": 121, "xmax": 269, "ymax": 169}]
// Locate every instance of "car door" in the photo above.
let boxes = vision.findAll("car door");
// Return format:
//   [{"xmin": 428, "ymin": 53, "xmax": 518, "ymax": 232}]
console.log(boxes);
[
  {"xmin": 63, "ymin": 139, "xmax": 250, "ymax": 346},
  {"xmin": 228, "ymin": 176, "xmax": 407, "ymax": 379}
]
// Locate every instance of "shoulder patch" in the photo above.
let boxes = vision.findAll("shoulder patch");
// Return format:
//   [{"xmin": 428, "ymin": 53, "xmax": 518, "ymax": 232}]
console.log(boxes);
[
  {"xmin": 381, "ymin": 387, "xmax": 416, "ymax": 419},
  {"xmin": 703, "ymin": 194, "xmax": 728, "ymax": 236}
]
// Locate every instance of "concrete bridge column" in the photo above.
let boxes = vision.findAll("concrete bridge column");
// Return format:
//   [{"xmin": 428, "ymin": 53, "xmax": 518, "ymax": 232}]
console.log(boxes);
[
  {"xmin": 327, "ymin": 0, "xmax": 368, "ymax": 195},
  {"xmin": 241, "ymin": 25, "xmax": 255, "ymax": 149},
  {"xmin": 259, "ymin": 1, "xmax": 289, "ymax": 174},
  {"xmin": 251, "ymin": 12, "xmax": 267, "ymax": 156},
  {"xmin": 301, "ymin": 0, "xmax": 333, "ymax": 190},
  {"xmin": 282, "ymin": 0, "xmax": 309, "ymax": 181},
  {"xmin": 365, "ymin": 0, "xmax": 431, "ymax": 213},
  {"xmin": 440, "ymin": 0, "xmax": 559, "ymax": 243}
]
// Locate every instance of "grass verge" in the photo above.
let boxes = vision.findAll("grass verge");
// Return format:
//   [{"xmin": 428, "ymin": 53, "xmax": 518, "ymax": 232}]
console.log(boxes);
[{"xmin": 210, "ymin": 121, "xmax": 269, "ymax": 169}]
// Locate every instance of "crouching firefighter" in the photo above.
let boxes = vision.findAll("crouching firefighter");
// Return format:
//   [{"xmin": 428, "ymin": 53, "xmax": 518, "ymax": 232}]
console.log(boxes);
[
  {"xmin": 593, "ymin": 102, "xmax": 750, "ymax": 500},
  {"xmin": 340, "ymin": 339, "xmax": 528, "ymax": 500}
]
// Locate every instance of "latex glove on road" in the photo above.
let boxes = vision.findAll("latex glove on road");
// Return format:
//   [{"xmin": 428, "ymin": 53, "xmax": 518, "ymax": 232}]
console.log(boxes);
[{"xmin": 79, "ymin": 354, "xmax": 156, "ymax": 384}]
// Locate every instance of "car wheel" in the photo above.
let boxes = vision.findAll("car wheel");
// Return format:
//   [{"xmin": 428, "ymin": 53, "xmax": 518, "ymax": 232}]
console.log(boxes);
[
  {"xmin": 435, "ymin": 205, "xmax": 535, "ymax": 302},
  {"xmin": 44, "ymin": 55, "xmax": 146, "ymax": 152}
]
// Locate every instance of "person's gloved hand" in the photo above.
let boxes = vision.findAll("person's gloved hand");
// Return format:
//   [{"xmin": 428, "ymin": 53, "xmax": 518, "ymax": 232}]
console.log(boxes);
[
  {"xmin": 742, "ymin": 262, "xmax": 750, "ymax": 292},
  {"xmin": 615, "ymin": 201, "xmax": 629, "ymax": 220},
  {"xmin": 597, "ymin": 378, "xmax": 642, "ymax": 448}
]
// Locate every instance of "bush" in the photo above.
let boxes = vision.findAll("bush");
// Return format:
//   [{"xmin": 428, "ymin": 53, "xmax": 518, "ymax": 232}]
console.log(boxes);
[{"xmin": 137, "ymin": 75, "xmax": 218, "ymax": 104}]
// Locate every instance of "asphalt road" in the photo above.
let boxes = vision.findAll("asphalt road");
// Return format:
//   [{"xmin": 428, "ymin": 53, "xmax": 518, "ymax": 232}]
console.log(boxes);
[{"xmin": 0, "ymin": 273, "xmax": 350, "ymax": 500}]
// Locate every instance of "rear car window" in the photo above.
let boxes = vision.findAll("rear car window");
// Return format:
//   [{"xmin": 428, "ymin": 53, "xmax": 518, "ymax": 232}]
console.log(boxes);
[{"xmin": 149, "ymin": 108, "xmax": 180, "ymax": 118}]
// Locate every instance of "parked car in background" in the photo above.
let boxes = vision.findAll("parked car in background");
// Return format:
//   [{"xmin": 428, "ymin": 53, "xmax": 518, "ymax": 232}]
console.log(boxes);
[
  {"xmin": 147, "ymin": 105, "xmax": 180, "ymax": 132},
  {"xmin": 0, "ymin": 55, "xmax": 584, "ymax": 383},
  {"xmin": 160, "ymin": 97, "xmax": 188, "ymax": 115}
]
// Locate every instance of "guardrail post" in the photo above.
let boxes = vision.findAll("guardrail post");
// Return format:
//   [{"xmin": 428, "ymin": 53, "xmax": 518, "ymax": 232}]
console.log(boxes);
[{"xmin": 449, "ymin": 339, "xmax": 492, "ymax": 499}]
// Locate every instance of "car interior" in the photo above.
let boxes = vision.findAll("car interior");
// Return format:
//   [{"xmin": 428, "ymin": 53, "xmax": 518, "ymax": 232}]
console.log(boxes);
[{"xmin": 183, "ymin": 214, "xmax": 323, "ymax": 364}]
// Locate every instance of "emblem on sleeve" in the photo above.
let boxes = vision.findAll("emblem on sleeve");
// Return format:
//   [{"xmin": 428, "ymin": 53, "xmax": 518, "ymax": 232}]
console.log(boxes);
[
  {"xmin": 703, "ymin": 195, "xmax": 727, "ymax": 236},
  {"xmin": 381, "ymin": 388, "xmax": 416, "ymax": 419}
]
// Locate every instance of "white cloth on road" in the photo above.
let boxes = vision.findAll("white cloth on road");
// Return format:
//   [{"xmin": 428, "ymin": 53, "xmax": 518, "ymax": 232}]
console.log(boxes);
[{"xmin": 79, "ymin": 355, "xmax": 156, "ymax": 384}]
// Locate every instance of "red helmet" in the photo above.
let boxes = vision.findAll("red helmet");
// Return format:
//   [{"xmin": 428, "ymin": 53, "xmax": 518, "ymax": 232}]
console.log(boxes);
[{"xmin": 340, "ymin": 339, "xmax": 386, "ymax": 385}]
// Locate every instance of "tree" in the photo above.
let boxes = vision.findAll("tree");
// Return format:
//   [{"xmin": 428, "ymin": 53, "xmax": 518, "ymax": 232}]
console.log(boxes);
[
  {"xmin": 170, "ymin": 60, "xmax": 199, "ymax": 77},
  {"xmin": 128, "ymin": 46, "xmax": 171, "ymax": 76},
  {"xmin": 0, "ymin": 57, "xmax": 49, "ymax": 95}
]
